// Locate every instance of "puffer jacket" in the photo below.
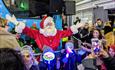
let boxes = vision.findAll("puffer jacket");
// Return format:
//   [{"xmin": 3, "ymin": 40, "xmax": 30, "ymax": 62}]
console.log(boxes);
[{"xmin": 0, "ymin": 29, "xmax": 20, "ymax": 50}]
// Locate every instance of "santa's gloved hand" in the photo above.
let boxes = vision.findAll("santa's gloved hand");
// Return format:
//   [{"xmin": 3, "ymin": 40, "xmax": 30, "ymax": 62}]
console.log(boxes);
[
  {"xmin": 15, "ymin": 22, "xmax": 25, "ymax": 33},
  {"xmin": 6, "ymin": 14, "xmax": 25, "ymax": 33},
  {"xmin": 70, "ymin": 23, "xmax": 85, "ymax": 34}
]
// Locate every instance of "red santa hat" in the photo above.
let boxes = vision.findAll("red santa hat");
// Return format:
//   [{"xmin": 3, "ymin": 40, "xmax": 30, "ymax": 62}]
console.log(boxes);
[{"xmin": 40, "ymin": 16, "xmax": 54, "ymax": 29}]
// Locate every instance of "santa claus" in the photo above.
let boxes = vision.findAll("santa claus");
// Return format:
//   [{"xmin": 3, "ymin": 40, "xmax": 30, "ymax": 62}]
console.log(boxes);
[{"xmin": 6, "ymin": 15, "xmax": 84, "ymax": 51}]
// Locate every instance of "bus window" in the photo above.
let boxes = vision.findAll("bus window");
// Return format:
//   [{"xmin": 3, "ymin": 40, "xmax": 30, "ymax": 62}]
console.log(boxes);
[
  {"xmin": 3, "ymin": 0, "xmax": 50, "ymax": 18},
  {"xmin": 3, "ymin": 0, "xmax": 30, "ymax": 18}
]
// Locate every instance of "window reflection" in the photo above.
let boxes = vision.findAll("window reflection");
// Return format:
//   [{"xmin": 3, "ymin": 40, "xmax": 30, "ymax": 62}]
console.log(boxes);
[{"xmin": 3, "ymin": 0, "xmax": 29, "ymax": 18}]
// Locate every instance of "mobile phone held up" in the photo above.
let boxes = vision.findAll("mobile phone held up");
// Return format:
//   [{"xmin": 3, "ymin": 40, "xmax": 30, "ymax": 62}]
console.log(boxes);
[{"xmin": 91, "ymin": 38, "xmax": 100, "ymax": 54}]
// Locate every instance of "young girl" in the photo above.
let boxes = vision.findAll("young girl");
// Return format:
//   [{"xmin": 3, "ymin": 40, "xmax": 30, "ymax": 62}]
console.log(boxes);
[{"xmin": 82, "ymin": 29, "xmax": 106, "ymax": 70}]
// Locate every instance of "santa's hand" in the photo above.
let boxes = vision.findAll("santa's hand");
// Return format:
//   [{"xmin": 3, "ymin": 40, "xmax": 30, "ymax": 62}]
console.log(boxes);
[
  {"xmin": 70, "ymin": 23, "xmax": 85, "ymax": 34},
  {"xmin": 15, "ymin": 22, "xmax": 25, "ymax": 33},
  {"xmin": 6, "ymin": 14, "xmax": 25, "ymax": 33}
]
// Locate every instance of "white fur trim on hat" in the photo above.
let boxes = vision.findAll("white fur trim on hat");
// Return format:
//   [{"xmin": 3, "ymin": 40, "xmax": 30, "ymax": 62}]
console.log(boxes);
[{"xmin": 43, "ymin": 17, "xmax": 54, "ymax": 27}]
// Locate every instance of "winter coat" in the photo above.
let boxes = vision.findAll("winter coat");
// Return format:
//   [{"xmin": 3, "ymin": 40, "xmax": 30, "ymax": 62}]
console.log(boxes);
[
  {"xmin": 103, "ymin": 57, "xmax": 115, "ymax": 70},
  {"xmin": 0, "ymin": 29, "xmax": 20, "ymax": 50}
]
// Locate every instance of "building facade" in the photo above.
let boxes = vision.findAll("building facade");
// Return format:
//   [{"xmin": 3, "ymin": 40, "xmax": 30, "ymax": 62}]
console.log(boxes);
[{"xmin": 73, "ymin": 0, "xmax": 115, "ymax": 24}]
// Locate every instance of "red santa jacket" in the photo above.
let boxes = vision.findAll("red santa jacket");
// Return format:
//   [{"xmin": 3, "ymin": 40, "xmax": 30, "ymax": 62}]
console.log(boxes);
[{"xmin": 23, "ymin": 27, "xmax": 73, "ymax": 51}]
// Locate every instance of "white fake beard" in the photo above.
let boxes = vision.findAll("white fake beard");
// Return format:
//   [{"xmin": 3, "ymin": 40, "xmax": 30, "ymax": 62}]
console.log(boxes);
[{"xmin": 40, "ymin": 26, "xmax": 57, "ymax": 37}]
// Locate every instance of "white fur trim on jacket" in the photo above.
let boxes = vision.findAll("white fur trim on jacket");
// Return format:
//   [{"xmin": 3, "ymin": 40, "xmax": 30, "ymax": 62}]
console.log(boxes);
[
  {"xmin": 70, "ymin": 25, "xmax": 78, "ymax": 34},
  {"xmin": 15, "ymin": 22, "xmax": 25, "ymax": 33},
  {"xmin": 39, "ymin": 28, "xmax": 44, "ymax": 34}
]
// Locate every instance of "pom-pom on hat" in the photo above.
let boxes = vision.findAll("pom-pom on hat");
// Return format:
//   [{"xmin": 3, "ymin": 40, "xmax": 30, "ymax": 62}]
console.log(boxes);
[{"xmin": 40, "ymin": 16, "xmax": 54, "ymax": 29}]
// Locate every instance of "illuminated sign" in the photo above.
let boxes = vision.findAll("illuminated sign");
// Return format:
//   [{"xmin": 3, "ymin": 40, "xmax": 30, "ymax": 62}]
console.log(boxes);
[{"xmin": 43, "ymin": 52, "xmax": 55, "ymax": 61}]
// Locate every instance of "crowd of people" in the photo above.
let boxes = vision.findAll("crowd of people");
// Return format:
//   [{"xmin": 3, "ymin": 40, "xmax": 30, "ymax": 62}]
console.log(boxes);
[
  {"xmin": 0, "ymin": 15, "xmax": 115, "ymax": 70},
  {"xmin": 72, "ymin": 17, "xmax": 115, "ymax": 70}
]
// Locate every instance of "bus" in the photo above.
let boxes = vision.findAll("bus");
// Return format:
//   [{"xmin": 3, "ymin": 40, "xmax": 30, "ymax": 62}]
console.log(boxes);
[
  {"xmin": 0, "ymin": 0, "xmax": 63, "ymax": 52},
  {"xmin": 0, "ymin": 0, "xmax": 62, "ymax": 30}
]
